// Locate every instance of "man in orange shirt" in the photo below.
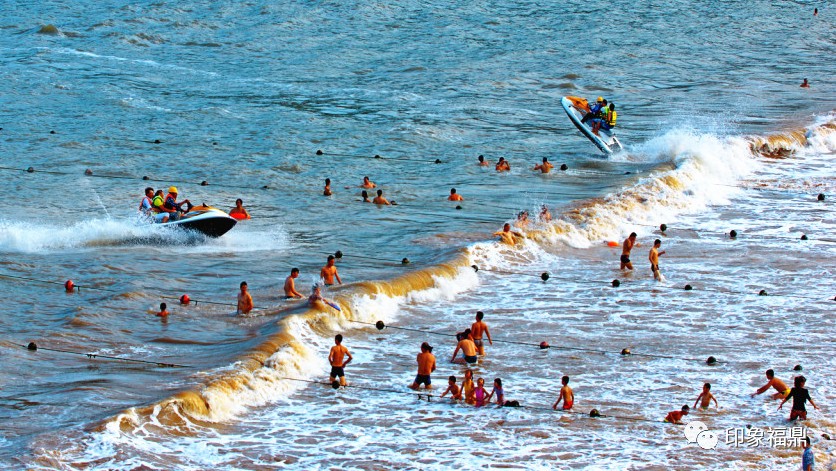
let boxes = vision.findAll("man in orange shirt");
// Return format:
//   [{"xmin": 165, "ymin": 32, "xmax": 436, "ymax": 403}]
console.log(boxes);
[{"xmin": 448, "ymin": 188, "xmax": 463, "ymax": 201}]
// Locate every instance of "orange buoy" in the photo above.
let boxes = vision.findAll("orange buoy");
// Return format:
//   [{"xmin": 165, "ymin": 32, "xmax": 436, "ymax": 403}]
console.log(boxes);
[
  {"xmin": 607, "ymin": 241, "xmax": 619, "ymax": 247},
  {"xmin": 64, "ymin": 280, "xmax": 74, "ymax": 292},
  {"xmin": 179, "ymin": 294, "xmax": 190, "ymax": 305}
]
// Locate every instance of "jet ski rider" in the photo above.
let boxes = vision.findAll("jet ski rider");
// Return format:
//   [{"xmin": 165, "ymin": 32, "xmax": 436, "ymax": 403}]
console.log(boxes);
[
  {"xmin": 161, "ymin": 186, "xmax": 192, "ymax": 221},
  {"xmin": 139, "ymin": 187, "xmax": 169, "ymax": 223},
  {"xmin": 581, "ymin": 97, "xmax": 607, "ymax": 124}
]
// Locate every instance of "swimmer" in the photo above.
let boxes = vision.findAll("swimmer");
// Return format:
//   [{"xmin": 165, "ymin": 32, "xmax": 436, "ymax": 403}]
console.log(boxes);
[
  {"xmin": 539, "ymin": 205, "xmax": 552, "ymax": 222},
  {"xmin": 552, "ymin": 375, "xmax": 574, "ymax": 410},
  {"xmin": 237, "ymin": 281, "xmax": 253, "ymax": 315},
  {"xmin": 800, "ymin": 78, "xmax": 810, "ymax": 88},
  {"xmin": 372, "ymin": 189, "xmax": 391, "ymax": 205},
  {"xmin": 478, "ymin": 155, "xmax": 490, "ymax": 167},
  {"xmin": 514, "ymin": 210, "xmax": 530, "ymax": 229},
  {"xmin": 649, "ymin": 239, "xmax": 665, "ymax": 281},
  {"xmin": 779, "ymin": 375, "xmax": 819, "ymax": 421},
  {"xmin": 308, "ymin": 284, "xmax": 334, "ymax": 307},
  {"xmin": 621, "ymin": 232, "xmax": 638, "ymax": 270},
  {"xmin": 328, "ymin": 334, "xmax": 352, "ymax": 387},
  {"xmin": 439, "ymin": 376, "xmax": 462, "ymax": 401},
  {"xmin": 323, "ymin": 178, "xmax": 332, "ymax": 196},
  {"xmin": 533, "ymin": 157, "xmax": 554, "ymax": 173},
  {"xmin": 493, "ymin": 222, "xmax": 524, "ymax": 245},
  {"xmin": 486, "ymin": 378, "xmax": 506, "ymax": 406},
  {"xmin": 451, "ymin": 329, "xmax": 478, "ymax": 364},
  {"xmin": 448, "ymin": 188, "xmax": 464, "ymax": 201},
  {"xmin": 664, "ymin": 405, "xmax": 689, "ymax": 424},
  {"xmin": 361, "ymin": 176, "xmax": 376, "ymax": 189},
  {"xmin": 474, "ymin": 378, "xmax": 488, "ymax": 407},
  {"xmin": 462, "ymin": 369, "xmax": 476, "ymax": 405},
  {"xmin": 693, "ymin": 382, "xmax": 718, "ymax": 410},
  {"xmin": 495, "ymin": 157, "xmax": 511, "ymax": 172},
  {"xmin": 156, "ymin": 302, "xmax": 169, "ymax": 317},
  {"xmin": 751, "ymin": 369, "xmax": 791, "ymax": 400},
  {"xmin": 229, "ymin": 198, "xmax": 251, "ymax": 220},
  {"xmin": 320, "ymin": 255, "xmax": 342, "ymax": 285},
  {"xmin": 409, "ymin": 342, "xmax": 436, "ymax": 390},
  {"xmin": 470, "ymin": 311, "xmax": 492, "ymax": 355},
  {"xmin": 283, "ymin": 267, "xmax": 304, "ymax": 299},
  {"xmin": 361, "ymin": 190, "xmax": 371, "ymax": 203}
]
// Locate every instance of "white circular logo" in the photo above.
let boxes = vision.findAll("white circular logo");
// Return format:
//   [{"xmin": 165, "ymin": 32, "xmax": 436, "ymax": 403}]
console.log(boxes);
[
  {"xmin": 684, "ymin": 421, "xmax": 708, "ymax": 443},
  {"xmin": 696, "ymin": 430, "xmax": 719, "ymax": 450}
]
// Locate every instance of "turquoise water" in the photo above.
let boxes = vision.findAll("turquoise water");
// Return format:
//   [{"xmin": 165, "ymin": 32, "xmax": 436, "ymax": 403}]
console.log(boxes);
[{"xmin": 0, "ymin": 1, "xmax": 834, "ymax": 469}]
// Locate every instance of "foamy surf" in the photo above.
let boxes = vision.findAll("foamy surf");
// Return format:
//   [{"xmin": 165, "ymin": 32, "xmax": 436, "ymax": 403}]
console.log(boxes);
[{"xmin": 0, "ymin": 217, "xmax": 290, "ymax": 254}]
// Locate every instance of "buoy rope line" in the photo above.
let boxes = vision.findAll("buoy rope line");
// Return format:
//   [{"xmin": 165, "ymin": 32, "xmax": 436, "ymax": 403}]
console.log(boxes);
[
  {"xmin": 348, "ymin": 320, "xmax": 712, "ymax": 364},
  {"xmin": 634, "ymin": 223, "xmax": 836, "ymax": 245},
  {"xmin": 0, "ymin": 165, "xmax": 244, "ymax": 191},
  {"xmin": 315, "ymin": 150, "xmax": 442, "ymax": 164},
  {"xmin": 0, "ymin": 272, "xmax": 269, "ymax": 311},
  {"xmin": 10, "ymin": 341, "xmax": 192, "ymax": 368},
  {"xmin": 469, "ymin": 265, "xmax": 834, "ymax": 302}
]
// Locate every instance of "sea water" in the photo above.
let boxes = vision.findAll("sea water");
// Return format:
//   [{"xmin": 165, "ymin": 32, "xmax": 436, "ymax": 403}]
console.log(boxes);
[{"xmin": 0, "ymin": 0, "xmax": 834, "ymax": 469}]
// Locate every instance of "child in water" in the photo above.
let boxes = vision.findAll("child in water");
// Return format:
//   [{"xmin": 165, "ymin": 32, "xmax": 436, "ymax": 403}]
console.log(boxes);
[
  {"xmin": 474, "ymin": 378, "xmax": 488, "ymax": 407},
  {"xmin": 664, "ymin": 405, "xmax": 689, "ymax": 424},
  {"xmin": 552, "ymin": 375, "xmax": 574, "ymax": 410},
  {"xmin": 439, "ymin": 376, "xmax": 462, "ymax": 401},
  {"xmin": 693, "ymin": 383, "xmax": 718, "ymax": 410},
  {"xmin": 462, "ymin": 369, "xmax": 475, "ymax": 405},
  {"xmin": 156, "ymin": 302, "xmax": 169, "ymax": 317}
]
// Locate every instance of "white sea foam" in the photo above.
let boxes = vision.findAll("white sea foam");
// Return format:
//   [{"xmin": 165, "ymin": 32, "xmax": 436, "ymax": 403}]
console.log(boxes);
[{"xmin": 0, "ymin": 217, "xmax": 289, "ymax": 254}]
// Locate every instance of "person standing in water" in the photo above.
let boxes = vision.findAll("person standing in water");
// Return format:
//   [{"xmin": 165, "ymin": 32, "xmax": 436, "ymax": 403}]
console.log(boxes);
[
  {"xmin": 283, "ymin": 267, "xmax": 304, "ymax": 299},
  {"xmin": 361, "ymin": 176, "xmax": 376, "ymax": 189},
  {"xmin": 621, "ymin": 232, "xmax": 638, "ymax": 270},
  {"xmin": 779, "ymin": 375, "xmax": 819, "ymax": 421},
  {"xmin": 532, "ymin": 157, "xmax": 554, "ymax": 173},
  {"xmin": 320, "ymin": 255, "xmax": 342, "ymax": 285},
  {"xmin": 372, "ymin": 189, "xmax": 391, "ymax": 205},
  {"xmin": 552, "ymin": 375, "xmax": 574, "ymax": 410},
  {"xmin": 470, "ymin": 311, "xmax": 492, "ymax": 355},
  {"xmin": 448, "ymin": 188, "xmax": 464, "ymax": 201},
  {"xmin": 323, "ymin": 178, "xmax": 332, "ymax": 196},
  {"xmin": 649, "ymin": 239, "xmax": 665, "ymax": 281},
  {"xmin": 409, "ymin": 342, "xmax": 436, "ymax": 390},
  {"xmin": 328, "ymin": 334, "xmax": 352, "ymax": 387},
  {"xmin": 237, "ymin": 281, "xmax": 253, "ymax": 315}
]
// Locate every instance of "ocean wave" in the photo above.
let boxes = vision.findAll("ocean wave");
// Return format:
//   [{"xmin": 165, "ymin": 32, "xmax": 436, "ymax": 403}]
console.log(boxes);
[{"xmin": 90, "ymin": 117, "xmax": 836, "ymax": 439}]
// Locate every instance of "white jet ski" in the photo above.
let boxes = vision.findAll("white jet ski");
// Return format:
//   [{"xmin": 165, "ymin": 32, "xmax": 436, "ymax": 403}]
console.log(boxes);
[
  {"xmin": 561, "ymin": 96, "xmax": 623, "ymax": 155},
  {"xmin": 156, "ymin": 205, "xmax": 237, "ymax": 238}
]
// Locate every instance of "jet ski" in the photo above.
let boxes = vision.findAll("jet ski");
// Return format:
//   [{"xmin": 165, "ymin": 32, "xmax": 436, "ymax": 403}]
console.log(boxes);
[
  {"xmin": 157, "ymin": 205, "xmax": 237, "ymax": 238},
  {"xmin": 561, "ymin": 96, "xmax": 623, "ymax": 155}
]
